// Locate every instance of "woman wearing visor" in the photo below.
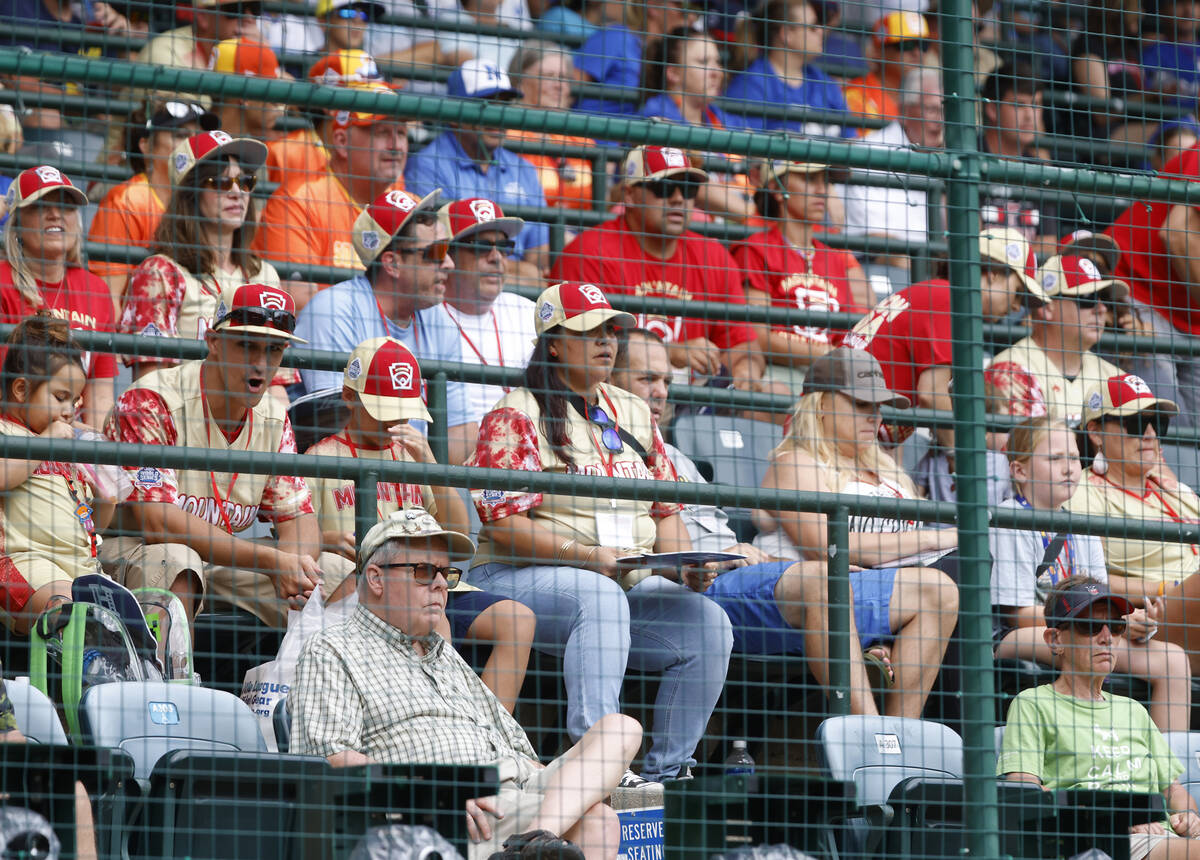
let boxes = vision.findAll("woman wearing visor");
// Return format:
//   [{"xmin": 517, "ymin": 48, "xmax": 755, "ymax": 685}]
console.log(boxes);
[
  {"xmin": 467, "ymin": 281, "xmax": 732, "ymax": 795},
  {"xmin": 1069, "ymin": 373, "xmax": 1200, "ymax": 674}
]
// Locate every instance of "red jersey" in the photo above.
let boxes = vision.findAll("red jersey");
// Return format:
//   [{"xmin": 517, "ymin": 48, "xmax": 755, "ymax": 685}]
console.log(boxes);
[
  {"xmin": 1106, "ymin": 143, "xmax": 1200, "ymax": 335},
  {"xmin": 549, "ymin": 216, "xmax": 756, "ymax": 349},
  {"xmin": 842, "ymin": 279, "xmax": 953, "ymax": 401},
  {"xmin": 0, "ymin": 262, "xmax": 118, "ymax": 381},
  {"xmin": 730, "ymin": 227, "xmax": 869, "ymax": 347}
]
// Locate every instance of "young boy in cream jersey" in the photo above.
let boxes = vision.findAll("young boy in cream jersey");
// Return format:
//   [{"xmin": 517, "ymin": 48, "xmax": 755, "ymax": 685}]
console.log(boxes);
[{"xmin": 305, "ymin": 336, "xmax": 534, "ymax": 712}]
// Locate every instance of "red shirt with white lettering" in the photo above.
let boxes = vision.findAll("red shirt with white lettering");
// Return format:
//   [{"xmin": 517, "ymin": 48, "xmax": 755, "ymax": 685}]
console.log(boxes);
[
  {"xmin": 1105, "ymin": 143, "xmax": 1200, "ymax": 335},
  {"xmin": 731, "ymin": 227, "xmax": 869, "ymax": 346},
  {"xmin": 0, "ymin": 262, "xmax": 118, "ymax": 381},
  {"xmin": 842, "ymin": 279, "xmax": 954, "ymax": 401},
  {"xmin": 549, "ymin": 216, "xmax": 756, "ymax": 350}
]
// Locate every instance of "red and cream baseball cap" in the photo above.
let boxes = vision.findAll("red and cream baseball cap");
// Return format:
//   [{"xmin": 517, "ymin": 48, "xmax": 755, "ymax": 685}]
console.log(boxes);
[
  {"xmin": 343, "ymin": 337, "xmax": 432, "ymax": 423},
  {"xmin": 1059, "ymin": 229, "xmax": 1121, "ymax": 273},
  {"xmin": 874, "ymin": 10, "xmax": 930, "ymax": 44},
  {"xmin": 8, "ymin": 165, "xmax": 87, "ymax": 209},
  {"xmin": 535, "ymin": 282, "xmax": 636, "ymax": 337},
  {"xmin": 622, "ymin": 145, "xmax": 708, "ymax": 186},
  {"xmin": 211, "ymin": 283, "xmax": 306, "ymax": 343},
  {"xmin": 1038, "ymin": 255, "xmax": 1129, "ymax": 303},
  {"xmin": 439, "ymin": 197, "xmax": 524, "ymax": 243},
  {"xmin": 169, "ymin": 130, "xmax": 268, "ymax": 186},
  {"xmin": 1082, "ymin": 373, "xmax": 1179, "ymax": 426},
  {"xmin": 307, "ymin": 48, "xmax": 386, "ymax": 86},
  {"xmin": 352, "ymin": 188, "xmax": 443, "ymax": 265},
  {"xmin": 979, "ymin": 227, "xmax": 1049, "ymax": 305},
  {"xmin": 209, "ymin": 37, "xmax": 281, "ymax": 79}
]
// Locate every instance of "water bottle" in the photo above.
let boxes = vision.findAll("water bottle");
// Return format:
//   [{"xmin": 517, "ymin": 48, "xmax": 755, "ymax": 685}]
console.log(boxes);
[{"xmin": 724, "ymin": 739, "xmax": 755, "ymax": 775}]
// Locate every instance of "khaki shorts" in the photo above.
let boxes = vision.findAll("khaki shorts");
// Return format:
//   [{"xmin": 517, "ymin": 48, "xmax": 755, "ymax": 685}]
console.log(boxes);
[
  {"xmin": 1130, "ymin": 829, "xmax": 1186, "ymax": 860},
  {"xmin": 100, "ymin": 538, "xmax": 290, "ymax": 629},
  {"xmin": 466, "ymin": 754, "xmax": 568, "ymax": 860},
  {"xmin": 317, "ymin": 551, "xmax": 356, "ymax": 599}
]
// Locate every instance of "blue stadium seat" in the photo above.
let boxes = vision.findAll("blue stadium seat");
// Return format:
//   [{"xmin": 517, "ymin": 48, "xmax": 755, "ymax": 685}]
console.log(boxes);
[
  {"xmin": 1165, "ymin": 731, "xmax": 1200, "ymax": 807},
  {"xmin": 78, "ymin": 681, "xmax": 266, "ymax": 781},
  {"xmin": 1160, "ymin": 442, "xmax": 1200, "ymax": 494},
  {"xmin": 669, "ymin": 415, "xmax": 782, "ymax": 541},
  {"xmin": 817, "ymin": 715, "xmax": 963, "ymax": 856},
  {"xmin": 6, "ymin": 679, "xmax": 68, "ymax": 745}
]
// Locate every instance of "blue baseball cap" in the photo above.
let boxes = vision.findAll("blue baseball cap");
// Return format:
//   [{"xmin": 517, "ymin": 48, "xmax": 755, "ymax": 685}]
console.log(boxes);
[{"xmin": 447, "ymin": 59, "xmax": 521, "ymax": 100}]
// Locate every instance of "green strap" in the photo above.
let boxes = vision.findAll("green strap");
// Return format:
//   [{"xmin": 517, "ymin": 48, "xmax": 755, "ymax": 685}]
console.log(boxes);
[
  {"xmin": 29, "ymin": 616, "xmax": 48, "ymax": 695},
  {"xmin": 61, "ymin": 604, "xmax": 86, "ymax": 738}
]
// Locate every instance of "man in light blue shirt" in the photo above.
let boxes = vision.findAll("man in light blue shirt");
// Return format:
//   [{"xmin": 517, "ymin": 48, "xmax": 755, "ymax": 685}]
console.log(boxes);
[
  {"xmin": 294, "ymin": 187, "xmax": 479, "ymax": 464},
  {"xmin": 405, "ymin": 59, "xmax": 551, "ymax": 285}
]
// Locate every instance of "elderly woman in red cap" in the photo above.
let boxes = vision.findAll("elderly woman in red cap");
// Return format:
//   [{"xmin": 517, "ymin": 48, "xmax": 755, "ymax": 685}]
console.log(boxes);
[{"xmin": 0, "ymin": 165, "xmax": 118, "ymax": 428}]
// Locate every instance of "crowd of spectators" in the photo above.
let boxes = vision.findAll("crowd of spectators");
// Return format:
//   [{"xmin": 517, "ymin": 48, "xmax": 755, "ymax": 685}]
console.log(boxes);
[{"xmin": 4, "ymin": 0, "xmax": 1200, "ymax": 854}]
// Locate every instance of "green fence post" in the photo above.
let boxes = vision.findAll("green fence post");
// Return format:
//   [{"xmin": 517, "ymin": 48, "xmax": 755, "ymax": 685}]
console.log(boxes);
[
  {"xmin": 591, "ymin": 153, "xmax": 609, "ymax": 212},
  {"xmin": 827, "ymin": 505, "xmax": 852, "ymax": 717},
  {"xmin": 355, "ymin": 469, "xmax": 379, "ymax": 555},
  {"xmin": 429, "ymin": 372, "xmax": 450, "ymax": 466},
  {"xmin": 943, "ymin": 0, "xmax": 1001, "ymax": 855}
]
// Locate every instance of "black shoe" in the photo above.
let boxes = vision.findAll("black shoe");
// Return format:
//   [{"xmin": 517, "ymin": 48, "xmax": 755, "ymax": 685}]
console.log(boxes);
[{"xmin": 489, "ymin": 830, "xmax": 586, "ymax": 860}]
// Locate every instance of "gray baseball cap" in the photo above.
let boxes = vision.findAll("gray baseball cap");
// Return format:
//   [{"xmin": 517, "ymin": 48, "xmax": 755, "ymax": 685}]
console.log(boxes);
[
  {"xmin": 360, "ymin": 509, "xmax": 476, "ymax": 568},
  {"xmin": 802, "ymin": 347, "xmax": 911, "ymax": 409}
]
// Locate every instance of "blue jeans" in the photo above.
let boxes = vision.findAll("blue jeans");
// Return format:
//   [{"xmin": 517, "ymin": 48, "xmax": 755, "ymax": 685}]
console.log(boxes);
[{"xmin": 468, "ymin": 563, "xmax": 733, "ymax": 781}]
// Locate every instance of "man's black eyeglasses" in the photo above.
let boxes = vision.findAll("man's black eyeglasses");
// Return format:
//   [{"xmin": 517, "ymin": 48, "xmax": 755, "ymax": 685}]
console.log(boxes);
[
  {"xmin": 1068, "ymin": 616, "xmax": 1126, "ymax": 638},
  {"xmin": 201, "ymin": 174, "xmax": 257, "ymax": 193},
  {"xmin": 587, "ymin": 405, "xmax": 624, "ymax": 454},
  {"xmin": 218, "ymin": 306, "xmax": 297, "ymax": 334},
  {"xmin": 641, "ymin": 179, "xmax": 699, "ymax": 200},
  {"xmin": 1118, "ymin": 410, "xmax": 1170, "ymax": 439},
  {"xmin": 887, "ymin": 39, "xmax": 928, "ymax": 52},
  {"xmin": 377, "ymin": 562, "xmax": 462, "ymax": 588},
  {"xmin": 453, "ymin": 238, "xmax": 517, "ymax": 257}
]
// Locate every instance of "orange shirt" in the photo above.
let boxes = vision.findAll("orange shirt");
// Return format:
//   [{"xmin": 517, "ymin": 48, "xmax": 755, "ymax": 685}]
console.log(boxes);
[
  {"xmin": 254, "ymin": 169, "xmax": 400, "ymax": 280},
  {"xmin": 264, "ymin": 127, "xmax": 328, "ymax": 188},
  {"xmin": 87, "ymin": 173, "xmax": 166, "ymax": 288},
  {"xmin": 843, "ymin": 72, "xmax": 900, "ymax": 137},
  {"xmin": 506, "ymin": 129, "xmax": 595, "ymax": 212}
]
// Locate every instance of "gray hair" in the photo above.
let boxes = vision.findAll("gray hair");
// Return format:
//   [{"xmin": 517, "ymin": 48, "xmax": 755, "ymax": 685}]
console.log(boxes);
[
  {"xmin": 507, "ymin": 40, "xmax": 568, "ymax": 86},
  {"xmin": 899, "ymin": 67, "xmax": 943, "ymax": 106}
]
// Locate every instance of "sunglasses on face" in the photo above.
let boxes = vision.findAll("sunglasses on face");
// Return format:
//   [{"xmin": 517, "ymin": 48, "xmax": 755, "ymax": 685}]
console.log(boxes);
[
  {"xmin": 887, "ymin": 39, "xmax": 928, "ymax": 52},
  {"xmin": 1068, "ymin": 293, "xmax": 1103, "ymax": 311},
  {"xmin": 397, "ymin": 240, "xmax": 451, "ymax": 264},
  {"xmin": 1118, "ymin": 411, "xmax": 1170, "ymax": 438},
  {"xmin": 454, "ymin": 237, "xmax": 517, "ymax": 257},
  {"xmin": 334, "ymin": 6, "xmax": 369, "ymax": 19},
  {"xmin": 1067, "ymin": 616, "xmax": 1126, "ymax": 637},
  {"xmin": 586, "ymin": 404, "xmax": 624, "ymax": 454},
  {"xmin": 201, "ymin": 173, "xmax": 257, "ymax": 193},
  {"xmin": 218, "ymin": 306, "xmax": 297, "ymax": 334},
  {"xmin": 641, "ymin": 178, "xmax": 699, "ymax": 200},
  {"xmin": 378, "ymin": 562, "xmax": 462, "ymax": 588}
]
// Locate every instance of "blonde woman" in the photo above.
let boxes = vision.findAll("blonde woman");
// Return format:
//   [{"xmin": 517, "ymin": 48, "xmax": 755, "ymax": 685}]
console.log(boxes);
[
  {"xmin": 991, "ymin": 415, "xmax": 1191, "ymax": 732},
  {"xmin": 753, "ymin": 347, "xmax": 959, "ymax": 719},
  {"xmin": 0, "ymin": 167, "xmax": 116, "ymax": 428}
]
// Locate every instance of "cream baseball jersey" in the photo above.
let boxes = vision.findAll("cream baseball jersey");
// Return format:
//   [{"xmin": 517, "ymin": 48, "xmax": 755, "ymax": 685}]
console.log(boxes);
[
  {"xmin": 0, "ymin": 418, "xmax": 99, "ymax": 612},
  {"xmin": 985, "ymin": 337, "xmax": 1121, "ymax": 424},
  {"xmin": 306, "ymin": 433, "xmax": 437, "ymax": 537},
  {"xmin": 469, "ymin": 383, "xmax": 682, "ymax": 573},
  {"xmin": 104, "ymin": 360, "xmax": 313, "ymax": 532},
  {"xmin": 120, "ymin": 256, "xmax": 282, "ymax": 359},
  {"xmin": 1067, "ymin": 471, "xmax": 1200, "ymax": 587}
]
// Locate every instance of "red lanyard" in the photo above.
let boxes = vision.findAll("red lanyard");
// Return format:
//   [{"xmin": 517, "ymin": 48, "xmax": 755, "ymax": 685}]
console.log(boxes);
[
  {"xmin": 339, "ymin": 433, "xmax": 402, "ymax": 520},
  {"xmin": 199, "ymin": 375, "xmax": 252, "ymax": 534},
  {"xmin": 375, "ymin": 299, "xmax": 421, "ymax": 353},
  {"xmin": 443, "ymin": 306, "xmax": 510, "ymax": 392},
  {"xmin": 583, "ymin": 389, "xmax": 621, "ymax": 478},
  {"xmin": 1102, "ymin": 474, "xmax": 1200, "ymax": 556}
]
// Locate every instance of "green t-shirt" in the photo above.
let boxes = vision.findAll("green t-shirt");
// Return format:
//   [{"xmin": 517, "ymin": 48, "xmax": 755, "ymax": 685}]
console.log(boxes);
[{"xmin": 998, "ymin": 685, "xmax": 1181, "ymax": 797}]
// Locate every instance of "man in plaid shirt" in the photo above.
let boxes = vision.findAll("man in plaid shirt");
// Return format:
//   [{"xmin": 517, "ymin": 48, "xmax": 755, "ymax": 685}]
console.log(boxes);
[{"xmin": 291, "ymin": 509, "xmax": 641, "ymax": 860}]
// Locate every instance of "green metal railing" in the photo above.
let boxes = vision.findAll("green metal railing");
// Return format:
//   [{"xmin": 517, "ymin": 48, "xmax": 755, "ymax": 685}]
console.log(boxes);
[{"xmin": 5, "ymin": 27, "xmax": 1200, "ymax": 857}]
